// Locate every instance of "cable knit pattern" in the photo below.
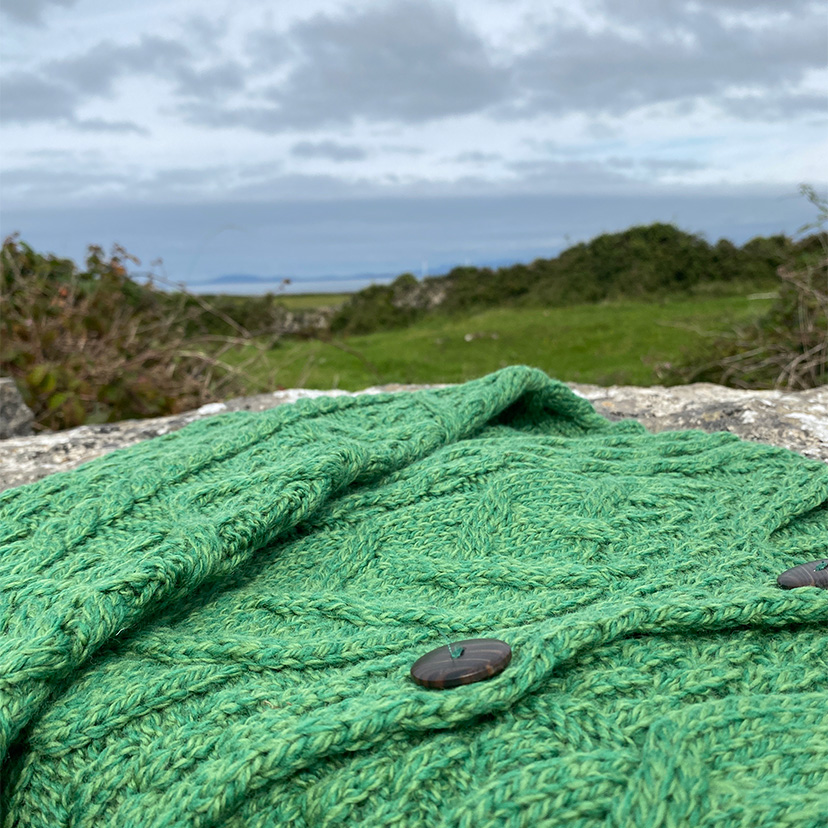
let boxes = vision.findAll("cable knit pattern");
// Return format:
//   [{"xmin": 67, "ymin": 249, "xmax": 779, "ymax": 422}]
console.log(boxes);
[{"xmin": 1, "ymin": 366, "xmax": 827, "ymax": 827}]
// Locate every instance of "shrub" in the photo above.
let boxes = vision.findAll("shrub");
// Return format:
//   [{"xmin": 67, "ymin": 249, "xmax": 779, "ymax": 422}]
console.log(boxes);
[
  {"xmin": 655, "ymin": 187, "xmax": 827, "ymax": 390},
  {"xmin": 0, "ymin": 236, "xmax": 267, "ymax": 430},
  {"xmin": 330, "ymin": 275, "xmax": 425, "ymax": 334},
  {"xmin": 329, "ymin": 223, "xmax": 790, "ymax": 336}
]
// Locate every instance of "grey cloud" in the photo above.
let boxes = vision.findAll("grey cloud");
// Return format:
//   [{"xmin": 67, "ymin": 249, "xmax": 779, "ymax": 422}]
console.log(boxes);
[
  {"xmin": 279, "ymin": 0, "xmax": 509, "ymax": 123},
  {"xmin": 129, "ymin": 166, "xmax": 256, "ymax": 200},
  {"xmin": 291, "ymin": 141, "xmax": 368, "ymax": 161},
  {"xmin": 1, "ymin": 36, "xmax": 189, "ymax": 125},
  {"xmin": 174, "ymin": 100, "xmax": 256, "ymax": 129},
  {"xmin": 97, "ymin": 162, "xmax": 397, "ymax": 206},
  {"xmin": 172, "ymin": 61, "xmax": 247, "ymax": 101},
  {"xmin": 601, "ymin": 0, "xmax": 821, "ymax": 34},
  {"xmin": 0, "ymin": 148, "xmax": 737, "ymax": 215},
  {"xmin": 609, "ymin": 0, "xmax": 819, "ymax": 20},
  {"xmin": 245, "ymin": 28, "xmax": 295, "ymax": 71},
  {"xmin": 381, "ymin": 145, "xmax": 427, "ymax": 156},
  {"xmin": 196, "ymin": 0, "xmax": 511, "ymax": 132},
  {"xmin": 183, "ymin": 14, "xmax": 231, "ymax": 51},
  {"xmin": 509, "ymin": 3, "xmax": 826, "ymax": 119},
  {"xmin": 29, "ymin": 33, "xmax": 246, "ymax": 117},
  {"xmin": 721, "ymin": 90, "xmax": 828, "ymax": 121},
  {"xmin": 214, "ymin": 163, "xmax": 645, "ymax": 201},
  {"xmin": 0, "ymin": 152, "xmax": 608, "ymax": 209},
  {"xmin": 504, "ymin": 158, "xmax": 647, "ymax": 193},
  {"xmin": 0, "ymin": 73, "xmax": 145, "ymax": 132},
  {"xmin": 606, "ymin": 157, "xmax": 704, "ymax": 173},
  {"xmin": 1, "ymin": 161, "xmax": 252, "ymax": 206},
  {"xmin": 709, "ymin": 0, "xmax": 816, "ymax": 7},
  {"xmin": 641, "ymin": 158, "xmax": 704, "ymax": 173},
  {"xmin": 46, "ymin": 35, "xmax": 191, "ymax": 97},
  {"xmin": 0, "ymin": 73, "xmax": 78, "ymax": 121},
  {"xmin": 115, "ymin": 167, "xmax": 380, "ymax": 205},
  {"xmin": 1, "ymin": 35, "xmax": 212, "ymax": 130},
  {"xmin": 604, "ymin": 158, "xmax": 636, "ymax": 170},
  {"xmin": 453, "ymin": 151, "xmax": 503, "ymax": 164},
  {"xmin": 74, "ymin": 118, "xmax": 149, "ymax": 135},
  {"xmin": 22, "ymin": 149, "xmax": 86, "ymax": 159},
  {"xmin": 180, "ymin": 0, "xmax": 823, "ymax": 133},
  {"xmin": 0, "ymin": 165, "xmax": 133, "ymax": 202},
  {"xmin": 0, "ymin": 0, "xmax": 76, "ymax": 26},
  {"xmin": 4, "ymin": 0, "xmax": 823, "ymax": 140}
]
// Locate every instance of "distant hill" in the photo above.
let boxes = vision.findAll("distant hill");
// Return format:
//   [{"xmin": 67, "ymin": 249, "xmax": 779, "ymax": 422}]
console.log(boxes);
[
  {"xmin": 329, "ymin": 223, "xmax": 803, "ymax": 335},
  {"xmin": 207, "ymin": 274, "xmax": 278, "ymax": 285}
]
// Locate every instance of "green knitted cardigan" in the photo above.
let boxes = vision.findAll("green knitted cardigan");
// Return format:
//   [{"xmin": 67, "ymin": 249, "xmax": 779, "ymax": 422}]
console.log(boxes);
[{"xmin": 1, "ymin": 366, "xmax": 827, "ymax": 827}]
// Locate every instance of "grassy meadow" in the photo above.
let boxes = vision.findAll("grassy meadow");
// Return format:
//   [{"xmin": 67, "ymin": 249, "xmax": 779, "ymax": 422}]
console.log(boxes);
[
  {"xmin": 275, "ymin": 292, "xmax": 351, "ymax": 310},
  {"xmin": 5, "ymin": 214, "xmax": 822, "ymax": 431},
  {"xmin": 226, "ymin": 291, "xmax": 777, "ymax": 391}
]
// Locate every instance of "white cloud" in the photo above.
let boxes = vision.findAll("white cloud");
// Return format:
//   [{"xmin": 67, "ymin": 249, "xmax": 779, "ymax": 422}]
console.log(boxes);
[{"xmin": 0, "ymin": 0, "xmax": 824, "ymax": 259}]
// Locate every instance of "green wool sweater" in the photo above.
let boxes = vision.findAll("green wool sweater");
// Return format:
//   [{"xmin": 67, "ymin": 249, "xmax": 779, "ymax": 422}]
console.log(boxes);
[{"xmin": 1, "ymin": 366, "xmax": 827, "ymax": 827}]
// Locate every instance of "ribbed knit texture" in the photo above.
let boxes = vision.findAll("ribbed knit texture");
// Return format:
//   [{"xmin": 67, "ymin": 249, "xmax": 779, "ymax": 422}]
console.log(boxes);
[{"xmin": 1, "ymin": 366, "xmax": 827, "ymax": 827}]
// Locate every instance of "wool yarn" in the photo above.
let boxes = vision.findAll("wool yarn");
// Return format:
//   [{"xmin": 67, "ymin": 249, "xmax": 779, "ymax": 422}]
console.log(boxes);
[{"xmin": 1, "ymin": 366, "xmax": 827, "ymax": 827}]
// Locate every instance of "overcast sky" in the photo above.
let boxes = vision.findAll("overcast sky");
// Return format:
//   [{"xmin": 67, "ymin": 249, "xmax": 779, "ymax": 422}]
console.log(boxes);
[{"xmin": 1, "ymin": 0, "xmax": 826, "ymax": 291}]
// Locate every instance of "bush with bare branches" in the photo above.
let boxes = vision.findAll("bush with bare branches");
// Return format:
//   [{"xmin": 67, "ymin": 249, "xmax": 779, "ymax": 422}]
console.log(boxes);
[
  {"xmin": 0, "ymin": 236, "xmax": 274, "ymax": 430},
  {"xmin": 656, "ymin": 186, "xmax": 827, "ymax": 390}
]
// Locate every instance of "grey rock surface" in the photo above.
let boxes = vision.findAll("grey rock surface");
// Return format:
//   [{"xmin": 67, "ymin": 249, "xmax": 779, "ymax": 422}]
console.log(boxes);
[
  {"xmin": 576, "ymin": 382, "xmax": 828, "ymax": 464},
  {"xmin": 1, "ymin": 382, "xmax": 826, "ymax": 493},
  {"xmin": 0, "ymin": 377, "xmax": 34, "ymax": 440}
]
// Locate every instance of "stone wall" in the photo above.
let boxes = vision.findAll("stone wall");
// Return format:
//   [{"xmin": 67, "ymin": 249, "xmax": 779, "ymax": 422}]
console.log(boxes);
[
  {"xmin": 0, "ymin": 377, "xmax": 34, "ymax": 440},
  {"xmin": 1, "ymin": 380, "xmax": 825, "ymax": 493}
]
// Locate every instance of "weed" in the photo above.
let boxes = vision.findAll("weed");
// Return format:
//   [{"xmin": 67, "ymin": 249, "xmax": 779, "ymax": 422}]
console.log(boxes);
[
  {"xmin": 0, "ymin": 236, "xmax": 276, "ymax": 430},
  {"xmin": 657, "ymin": 186, "xmax": 827, "ymax": 389}
]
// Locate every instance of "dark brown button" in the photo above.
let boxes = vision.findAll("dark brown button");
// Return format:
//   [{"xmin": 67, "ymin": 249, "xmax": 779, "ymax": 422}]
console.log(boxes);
[
  {"xmin": 777, "ymin": 559, "xmax": 828, "ymax": 590},
  {"xmin": 410, "ymin": 638, "xmax": 511, "ymax": 689}
]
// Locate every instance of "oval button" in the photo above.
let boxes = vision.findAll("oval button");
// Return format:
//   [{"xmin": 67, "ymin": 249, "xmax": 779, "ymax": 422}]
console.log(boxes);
[
  {"xmin": 410, "ymin": 638, "xmax": 512, "ymax": 689},
  {"xmin": 777, "ymin": 559, "xmax": 828, "ymax": 590}
]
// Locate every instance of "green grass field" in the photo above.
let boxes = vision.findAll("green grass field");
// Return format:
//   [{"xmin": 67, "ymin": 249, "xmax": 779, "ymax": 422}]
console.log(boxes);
[
  {"xmin": 225, "ymin": 291, "xmax": 776, "ymax": 392},
  {"xmin": 275, "ymin": 293, "xmax": 350, "ymax": 310}
]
